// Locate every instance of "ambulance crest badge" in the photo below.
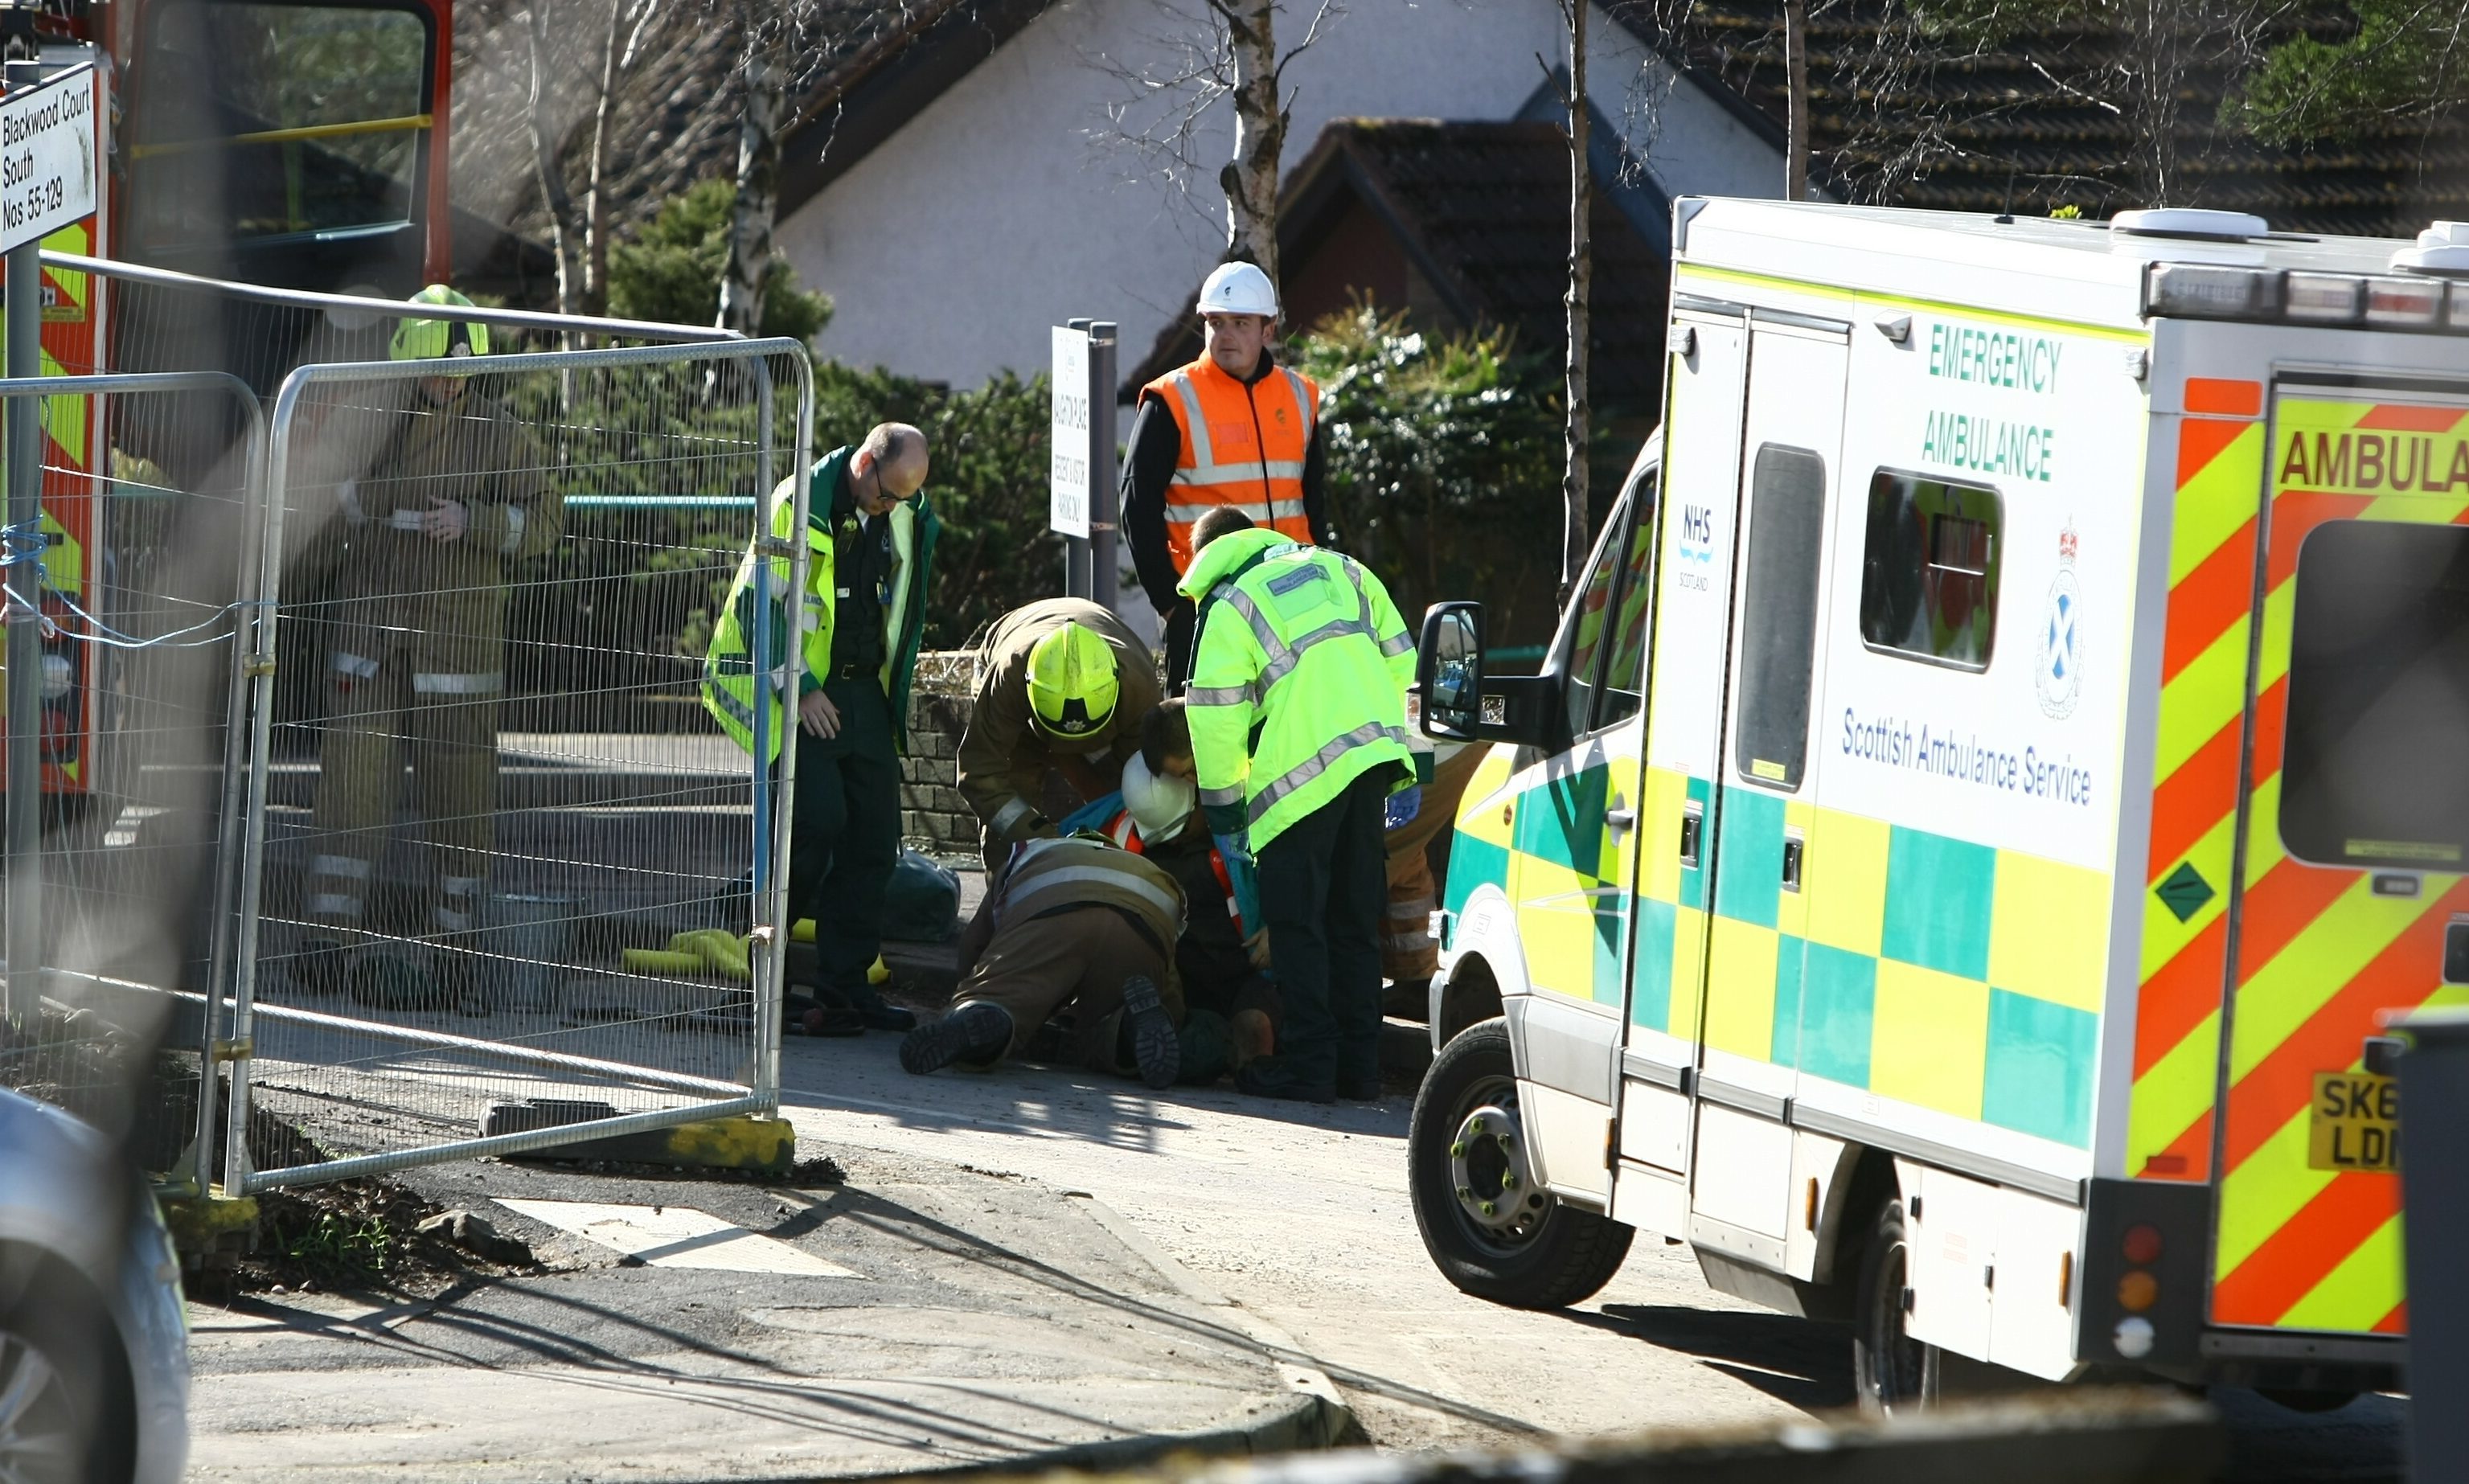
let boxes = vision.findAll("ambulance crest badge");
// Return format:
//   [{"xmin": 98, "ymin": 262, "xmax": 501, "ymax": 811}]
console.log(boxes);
[{"xmin": 2037, "ymin": 523, "xmax": 2081, "ymax": 719}]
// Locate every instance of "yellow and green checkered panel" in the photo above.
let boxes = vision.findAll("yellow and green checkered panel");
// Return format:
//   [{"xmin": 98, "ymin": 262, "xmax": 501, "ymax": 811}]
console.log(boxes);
[
  {"xmin": 1634, "ymin": 771, "xmax": 2110, "ymax": 1149},
  {"xmin": 1446, "ymin": 750, "xmax": 1633, "ymax": 1008}
]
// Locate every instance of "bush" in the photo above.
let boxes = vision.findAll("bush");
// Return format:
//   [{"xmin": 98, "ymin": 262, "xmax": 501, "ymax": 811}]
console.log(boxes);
[
  {"xmin": 608, "ymin": 177, "xmax": 833, "ymax": 346},
  {"xmin": 1292, "ymin": 305, "xmax": 1578, "ymax": 652},
  {"xmin": 806, "ymin": 361, "xmax": 1063, "ymax": 651}
]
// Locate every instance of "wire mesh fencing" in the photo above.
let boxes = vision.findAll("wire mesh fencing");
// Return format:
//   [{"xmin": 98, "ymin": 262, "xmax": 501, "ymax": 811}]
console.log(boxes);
[
  {"xmin": 0, "ymin": 371, "xmax": 266, "ymax": 1193},
  {"xmin": 225, "ymin": 336, "xmax": 810, "ymax": 1193}
]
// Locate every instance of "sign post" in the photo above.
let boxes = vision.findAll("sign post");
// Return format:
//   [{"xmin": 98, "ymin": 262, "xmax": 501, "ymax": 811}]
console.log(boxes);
[
  {"xmin": 0, "ymin": 61, "xmax": 98, "ymax": 1015},
  {"xmin": 1086, "ymin": 322, "xmax": 1118, "ymax": 611},
  {"xmin": 1050, "ymin": 320, "xmax": 1118, "ymax": 606}
]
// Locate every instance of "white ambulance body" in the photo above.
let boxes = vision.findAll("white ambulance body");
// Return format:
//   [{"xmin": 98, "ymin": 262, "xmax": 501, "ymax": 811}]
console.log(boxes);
[{"xmin": 1411, "ymin": 199, "xmax": 2469, "ymax": 1408}]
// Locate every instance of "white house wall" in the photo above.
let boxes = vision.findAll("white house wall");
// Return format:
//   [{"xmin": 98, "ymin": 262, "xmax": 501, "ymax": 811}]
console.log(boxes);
[{"xmin": 777, "ymin": 0, "xmax": 1783, "ymax": 390}]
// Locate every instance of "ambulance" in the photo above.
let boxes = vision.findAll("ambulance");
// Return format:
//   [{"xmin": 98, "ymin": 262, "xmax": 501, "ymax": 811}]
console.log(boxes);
[{"xmin": 1410, "ymin": 198, "xmax": 2469, "ymax": 1410}]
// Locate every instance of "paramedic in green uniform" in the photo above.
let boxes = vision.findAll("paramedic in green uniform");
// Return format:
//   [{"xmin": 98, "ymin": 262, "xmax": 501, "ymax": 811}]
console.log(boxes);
[{"xmin": 704, "ymin": 424, "xmax": 937, "ymax": 1031}]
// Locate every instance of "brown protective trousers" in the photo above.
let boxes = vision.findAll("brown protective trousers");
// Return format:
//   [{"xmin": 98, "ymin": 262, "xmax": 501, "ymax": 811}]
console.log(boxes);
[
  {"xmin": 1381, "ymin": 745, "xmax": 1487, "ymax": 982},
  {"xmin": 954, "ymin": 905, "xmax": 1184, "ymax": 1073},
  {"xmin": 308, "ymin": 627, "xmax": 504, "ymax": 918}
]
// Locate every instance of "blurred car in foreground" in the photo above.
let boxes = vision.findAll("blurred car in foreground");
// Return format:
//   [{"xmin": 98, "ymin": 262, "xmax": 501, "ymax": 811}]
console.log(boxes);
[{"xmin": 0, "ymin": 1084, "xmax": 188, "ymax": 1483}]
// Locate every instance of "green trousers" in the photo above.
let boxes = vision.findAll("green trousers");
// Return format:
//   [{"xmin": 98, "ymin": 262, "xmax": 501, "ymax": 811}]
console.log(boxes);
[{"xmin": 785, "ymin": 677, "xmax": 901, "ymax": 996}]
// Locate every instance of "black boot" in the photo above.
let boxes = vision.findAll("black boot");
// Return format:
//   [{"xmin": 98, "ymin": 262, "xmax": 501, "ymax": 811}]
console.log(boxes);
[
  {"xmin": 1118, "ymin": 976, "xmax": 1180, "ymax": 1090},
  {"xmin": 900, "ymin": 1002, "xmax": 1012, "ymax": 1075},
  {"xmin": 849, "ymin": 983, "xmax": 917, "ymax": 1033},
  {"xmin": 1237, "ymin": 1055, "xmax": 1336, "ymax": 1105}
]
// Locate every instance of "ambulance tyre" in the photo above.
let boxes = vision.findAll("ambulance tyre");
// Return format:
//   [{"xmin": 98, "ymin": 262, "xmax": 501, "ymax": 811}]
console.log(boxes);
[
  {"xmin": 1852, "ymin": 1197, "xmax": 1942, "ymax": 1416},
  {"xmin": 1409, "ymin": 1018, "xmax": 1634, "ymax": 1310}
]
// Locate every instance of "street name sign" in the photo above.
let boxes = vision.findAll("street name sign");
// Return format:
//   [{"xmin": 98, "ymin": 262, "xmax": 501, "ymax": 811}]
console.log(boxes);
[{"xmin": 0, "ymin": 66, "xmax": 97, "ymax": 254}]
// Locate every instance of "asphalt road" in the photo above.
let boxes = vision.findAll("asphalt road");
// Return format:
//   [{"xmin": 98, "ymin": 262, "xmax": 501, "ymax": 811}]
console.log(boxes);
[{"xmin": 776, "ymin": 1030, "xmax": 2410, "ymax": 1478}]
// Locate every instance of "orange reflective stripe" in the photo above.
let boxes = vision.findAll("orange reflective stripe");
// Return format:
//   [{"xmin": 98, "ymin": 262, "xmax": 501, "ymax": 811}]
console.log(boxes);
[
  {"xmin": 2213, "ymin": 1170, "xmax": 2392, "ymax": 1326},
  {"xmin": 2355, "ymin": 403, "xmax": 2467, "ymax": 432},
  {"xmin": 2135, "ymin": 916, "xmax": 2231, "ymax": 1079},
  {"xmin": 2149, "ymin": 712, "xmax": 2243, "ymax": 881},
  {"xmin": 2132, "ymin": 409, "xmax": 2269, "ymax": 1183},
  {"xmin": 2222, "ymin": 882, "xmax": 2467, "ymax": 1173},
  {"xmin": 2160, "ymin": 517, "xmax": 2255, "ymax": 683}
]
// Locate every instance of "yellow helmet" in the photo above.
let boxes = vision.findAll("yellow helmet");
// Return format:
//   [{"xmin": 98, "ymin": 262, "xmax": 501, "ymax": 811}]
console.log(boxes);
[
  {"xmin": 390, "ymin": 284, "xmax": 489, "ymax": 362},
  {"xmin": 1025, "ymin": 621, "xmax": 1119, "ymax": 739}
]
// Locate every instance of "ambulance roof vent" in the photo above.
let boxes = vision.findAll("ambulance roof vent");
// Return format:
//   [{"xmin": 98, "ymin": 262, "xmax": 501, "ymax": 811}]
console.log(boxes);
[
  {"xmin": 2110, "ymin": 207, "xmax": 2270, "ymax": 241},
  {"xmin": 2394, "ymin": 223, "xmax": 2469, "ymax": 276}
]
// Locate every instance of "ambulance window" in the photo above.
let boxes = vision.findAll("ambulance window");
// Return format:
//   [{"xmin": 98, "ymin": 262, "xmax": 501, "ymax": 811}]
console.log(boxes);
[
  {"xmin": 1594, "ymin": 470, "xmax": 1659, "ymax": 731},
  {"xmin": 1561, "ymin": 502, "xmax": 1629, "ymax": 737},
  {"xmin": 1859, "ymin": 471, "xmax": 2002, "ymax": 671},
  {"xmin": 2281, "ymin": 520, "xmax": 2469, "ymax": 871},
  {"xmin": 1733, "ymin": 445, "xmax": 1827, "ymax": 791}
]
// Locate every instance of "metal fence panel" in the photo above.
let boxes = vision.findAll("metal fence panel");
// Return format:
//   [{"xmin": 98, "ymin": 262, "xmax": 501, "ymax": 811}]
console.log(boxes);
[
  {"xmin": 226, "ymin": 337, "xmax": 810, "ymax": 1194},
  {"xmin": 0, "ymin": 371, "xmax": 265, "ymax": 1194}
]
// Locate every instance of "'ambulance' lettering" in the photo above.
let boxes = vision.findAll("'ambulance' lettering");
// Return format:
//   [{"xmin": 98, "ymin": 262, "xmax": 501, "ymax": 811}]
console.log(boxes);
[
  {"xmin": 2277, "ymin": 429, "xmax": 2469, "ymax": 494},
  {"xmin": 1922, "ymin": 410, "xmax": 2057, "ymax": 482}
]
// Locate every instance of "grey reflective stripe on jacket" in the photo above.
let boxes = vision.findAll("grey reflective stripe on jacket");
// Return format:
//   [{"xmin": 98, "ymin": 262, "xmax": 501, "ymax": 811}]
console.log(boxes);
[
  {"xmin": 1219, "ymin": 556, "xmax": 1397, "ymax": 693},
  {"xmin": 1163, "ymin": 370, "xmax": 1311, "ymax": 524},
  {"xmin": 1243, "ymin": 718, "xmax": 1416, "ymax": 826}
]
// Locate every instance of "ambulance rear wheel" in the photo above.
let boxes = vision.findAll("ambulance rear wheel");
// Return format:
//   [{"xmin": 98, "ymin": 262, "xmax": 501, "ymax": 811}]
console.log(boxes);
[
  {"xmin": 1852, "ymin": 1196, "xmax": 1942, "ymax": 1416},
  {"xmin": 1409, "ymin": 1018, "xmax": 1633, "ymax": 1309}
]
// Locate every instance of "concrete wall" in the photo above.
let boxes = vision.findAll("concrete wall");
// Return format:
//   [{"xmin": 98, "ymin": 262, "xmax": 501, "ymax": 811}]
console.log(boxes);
[{"xmin": 780, "ymin": 0, "xmax": 1782, "ymax": 391}]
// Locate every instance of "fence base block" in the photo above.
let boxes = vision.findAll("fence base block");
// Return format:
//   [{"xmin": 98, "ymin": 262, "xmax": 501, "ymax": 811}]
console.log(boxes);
[
  {"xmin": 505, "ymin": 1111, "xmax": 796, "ymax": 1176},
  {"xmin": 161, "ymin": 1192, "xmax": 260, "ymax": 1261}
]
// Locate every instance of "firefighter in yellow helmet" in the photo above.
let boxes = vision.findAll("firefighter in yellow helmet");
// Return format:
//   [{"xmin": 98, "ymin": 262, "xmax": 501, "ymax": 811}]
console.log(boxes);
[
  {"xmin": 295, "ymin": 285, "xmax": 562, "ymax": 1005},
  {"xmin": 954, "ymin": 598, "xmax": 1161, "ymax": 875}
]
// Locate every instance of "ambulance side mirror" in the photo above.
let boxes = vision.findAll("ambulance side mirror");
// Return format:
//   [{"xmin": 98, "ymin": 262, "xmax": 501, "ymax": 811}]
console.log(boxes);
[
  {"xmin": 1417, "ymin": 602, "xmax": 1557, "ymax": 748},
  {"xmin": 1420, "ymin": 603, "xmax": 1485, "ymax": 740}
]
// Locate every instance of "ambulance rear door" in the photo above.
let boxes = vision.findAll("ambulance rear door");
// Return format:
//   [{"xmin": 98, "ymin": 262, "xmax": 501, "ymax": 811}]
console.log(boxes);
[{"xmin": 2206, "ymin": 370, "xmax": 2469, "ymax": 1342}]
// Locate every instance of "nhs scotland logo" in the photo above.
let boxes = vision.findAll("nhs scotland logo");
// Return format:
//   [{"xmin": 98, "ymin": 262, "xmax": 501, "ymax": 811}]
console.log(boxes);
[
  {"xmin": 2036, "ymin": 523, "xmax": 2081, "ymax": 720},
  {"xmin": 1674, "ymin": 504, "xmax": 1716, "ymax": 592}
]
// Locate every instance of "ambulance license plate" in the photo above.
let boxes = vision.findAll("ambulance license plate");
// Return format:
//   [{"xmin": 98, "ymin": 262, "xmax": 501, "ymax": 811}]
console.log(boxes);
[{"xmin": 2309, "ymin": 1072, "xmax": 2400, "ymax": 1173}]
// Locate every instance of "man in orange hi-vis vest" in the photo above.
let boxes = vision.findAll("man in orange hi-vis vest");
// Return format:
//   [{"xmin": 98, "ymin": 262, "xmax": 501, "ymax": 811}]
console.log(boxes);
[{"xmin": 1123, "ymin": 260, "xmax": 1337, "ymax": 687}]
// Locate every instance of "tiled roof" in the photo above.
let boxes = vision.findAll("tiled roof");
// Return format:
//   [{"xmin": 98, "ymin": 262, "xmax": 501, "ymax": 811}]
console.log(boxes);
[
  {"xmin": 1613, "ymin": 1, "xmax": 2469, "ymax": 238},
  {"xmin": 1126, "ymin": 117, "xmax": 1671, "ymax": 406}
]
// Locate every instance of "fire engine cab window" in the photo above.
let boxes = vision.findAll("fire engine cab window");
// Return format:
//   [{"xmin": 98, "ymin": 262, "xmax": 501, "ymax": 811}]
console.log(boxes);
[
  {"xmin": 131, "ymin": 4, "xmax": 431, "ymax": 247},
  {"xmin": 1859, "ymin": 470, "xmax": 2002, "ymax": 671},
  {"xmin": 2282, "ymin": 520, "xmax": 2469, "ymax": 871},
  {"xmin": 1733, "ymin": 445, "xmax": 1827, "ymax": 791}
]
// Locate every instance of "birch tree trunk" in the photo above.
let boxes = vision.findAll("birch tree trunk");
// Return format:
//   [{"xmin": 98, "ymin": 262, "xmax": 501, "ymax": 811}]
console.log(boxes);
[
  {"xmin": 581, "ymin": 0, "xmax": 627, "ymax": 316},
  {"xmin": 718, "ymin": 3, "xmax": 783, "ymax": 337},
  {"xmin": 1219, "ymin": 0, "xmax": 1282, "ymax": 283},
  {"xmin": 525, "ymin": 1, "xmax": 581, "ymax": 317},
  {"xmin": 1561, "ymin": 0, "xmax": 1591, "ymax": 603},
  {"xmin": 1783, "ymin": 0, "xmax": 1808, "ymax": 201}
]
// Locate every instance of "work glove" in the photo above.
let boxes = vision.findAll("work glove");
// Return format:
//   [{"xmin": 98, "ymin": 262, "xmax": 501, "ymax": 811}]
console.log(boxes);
[
  {"xmin": 1384, "ymin": 785, "xmax": 1422, "ymax": 832},
  {"xmin": 1245, "ymin": 927, "xmax": 1272, "ymax": 973}
]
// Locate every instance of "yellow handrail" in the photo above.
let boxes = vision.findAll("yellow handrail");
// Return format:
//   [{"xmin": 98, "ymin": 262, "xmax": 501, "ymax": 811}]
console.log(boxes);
[{"xmin": 130, "ymin": 113, "xmax": 432, "ymax": 162}]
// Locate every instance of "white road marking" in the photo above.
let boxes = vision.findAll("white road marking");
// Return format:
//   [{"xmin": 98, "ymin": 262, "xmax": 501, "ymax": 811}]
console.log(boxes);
[{"xmin": 493, "ymin": 1198, "xmax": 863, "ymax": 1277}]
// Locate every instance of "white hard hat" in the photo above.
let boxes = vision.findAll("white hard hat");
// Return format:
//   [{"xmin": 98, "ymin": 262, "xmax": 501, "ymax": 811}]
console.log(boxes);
[
  {"xmin": 1199, "ymin": 260, "xmax": 1278, "ymax": 318},
  {"xmin": 1122, "ymin": 752, "xmax": 1196, "ymax": 846}
]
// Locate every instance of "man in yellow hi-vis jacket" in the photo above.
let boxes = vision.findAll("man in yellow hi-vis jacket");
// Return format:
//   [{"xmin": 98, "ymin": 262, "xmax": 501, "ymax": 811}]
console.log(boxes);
[
  {"xmin": 704, "ymin": 423, "xmax": 936, "ymax": 1031},
  {"xmin": 1178, "ymin": 508, "xmax": 1421, "ymax": 1103}
]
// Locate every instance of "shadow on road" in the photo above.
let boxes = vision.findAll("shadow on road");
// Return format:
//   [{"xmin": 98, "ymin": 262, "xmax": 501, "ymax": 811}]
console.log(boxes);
[{"xmin": 1575, "ymin": 1304, "xmax": 1856, "ymax": 1413}]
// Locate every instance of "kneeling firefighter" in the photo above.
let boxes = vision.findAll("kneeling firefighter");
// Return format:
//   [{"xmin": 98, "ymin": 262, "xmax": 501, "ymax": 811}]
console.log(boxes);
[{"xmin": 901, "ymin": 823, "xmax": 1187, "ymax": 1089}]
